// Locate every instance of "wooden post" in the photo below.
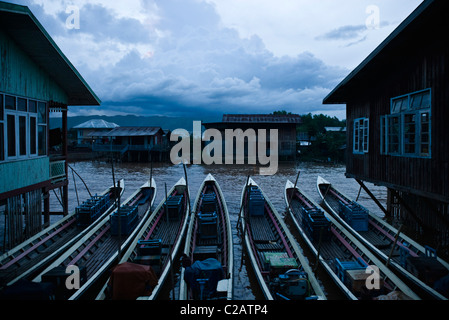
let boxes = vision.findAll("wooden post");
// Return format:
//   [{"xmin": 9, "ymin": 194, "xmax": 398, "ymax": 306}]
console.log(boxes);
[
  {"xmin": 43, "ymin": 190, "xmax": 50, "ymax": 226},
  {"xmin": 117, "ymin": 180, "xmax": 122, "ymax": 260},
  {"xmin": 355, "ymin": 179, "xmax": 390, "ymax": 217},
  {"xmin": 386, "ymin": 224, "xmax": 403, "ymax": 268},
  {"xmin": 61, "ymin": 106, "xmax": 68, "ymax": 216}
]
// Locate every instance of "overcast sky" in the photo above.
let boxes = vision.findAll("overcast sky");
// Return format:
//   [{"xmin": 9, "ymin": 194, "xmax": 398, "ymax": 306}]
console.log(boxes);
[{"xmin": 9, "ymin": 0, "xmax": 423, "ymax": 119}]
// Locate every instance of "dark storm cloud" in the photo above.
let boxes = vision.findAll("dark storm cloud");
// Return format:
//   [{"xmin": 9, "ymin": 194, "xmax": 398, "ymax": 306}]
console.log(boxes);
[{"xmin": 8, "ymin": 0, "xmax": 350, "ymax": 118}]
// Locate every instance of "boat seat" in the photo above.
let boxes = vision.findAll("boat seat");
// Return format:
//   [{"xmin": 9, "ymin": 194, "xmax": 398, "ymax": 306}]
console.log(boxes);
[{"xmin": 194, "ymin": 245, "xmax": 218, "ymax": 255}]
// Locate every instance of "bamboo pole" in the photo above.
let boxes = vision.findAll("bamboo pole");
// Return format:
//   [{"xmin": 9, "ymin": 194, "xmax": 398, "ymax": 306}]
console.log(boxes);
[{"xmin": 386, "ymin": 224, "xmax": 403, "ymax": 268}]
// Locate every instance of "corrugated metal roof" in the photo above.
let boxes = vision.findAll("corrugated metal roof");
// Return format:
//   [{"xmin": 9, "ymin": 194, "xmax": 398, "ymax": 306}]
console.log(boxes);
[
  {"xmin": 85, "ymin": 130, "xmax": 113, "ymax": 137},
  {"xmin": 104, "ymin": 127, "xmax": 163, "ymax": 137},
  {"xmin": 222, "ymin": 114, "xmax": 301, "ymax": 124},
  {"xmin": 74, "ymin": 119, "xmax": 119, "ymax": 129}
]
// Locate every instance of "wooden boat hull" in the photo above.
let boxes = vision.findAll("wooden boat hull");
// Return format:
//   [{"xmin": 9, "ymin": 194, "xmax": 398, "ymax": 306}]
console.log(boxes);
[
  {"xmin": 316, "ymin": 176, "xmax": 449, "ymax": 300},
  {"xmin": 0, "ymin": 180, "xmax": 124, "ymax": 288},
  {"xmin": 285, "ymin": 179, "xmax": 421, "ymax": 300},
  {"xmin": 241, "ymin": 178, "xmax": 326, "ymax": 300},
  {"xmin": 31, "ymin": 178, "xmax": 156, "ymax": 300},
  {"xmin": 96, "ymin": 177, "xmax": 189, "ymax": 300},
  {"xmin": 179, "ymin": 174, "xmax": 233, "ymax": 300}
]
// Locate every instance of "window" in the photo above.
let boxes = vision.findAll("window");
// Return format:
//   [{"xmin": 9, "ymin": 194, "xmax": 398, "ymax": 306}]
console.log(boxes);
[
  {"xmin": 7, "ymin": 114, "xmax": 16, "ymax": 157},
  {"xmin": 38, "ymin": 102, "xmax": 47, "ymax": 156},
  {"xmin": 19, "ymin": 115, "xmax": 27, "ymax": 156},
  {"xmin": 353, "ymin": 118, "xmax": 369, "ymax": 154},
  {"xmin": 381, "ymin": 89, "xmax": 431, "ymax": 158},
  {"xmin": 403, "ymin": 113, "xmax": 416, "ymax": 154},
  {"xmin": 0, "ymin": 94, "xmax": 3, "ymax": 161},
  {"xmin": 0, "ymin": 94, "xmax": 3, "ymax": 120},
  {"xmin": 387, "ymin": 115, "xmax": 401, "ymax": 154},
  {"xmin": 420, "ymin": 112, "xmax": 430, "ymax": 155},
  {"xmin": 392, "ymin": 96, "xmax": 408, "ymax": 114},
  {"xmin": 29, "ymin": 100, "xmax": 37, "ymax": 113},
  {"xmin": 5, "ymin": 95, "xmax": 15, "ymax": 110},
  {"xmin": 17, "ymin": 98, "xmax": 27, "ymax": 112},
  {"xmin": 1, "ymin": 93, "xmax": 47, "ymax": 161},
  {"xmin": 30, "ymin": 116, "xmax": 37, "ymax": 155}
]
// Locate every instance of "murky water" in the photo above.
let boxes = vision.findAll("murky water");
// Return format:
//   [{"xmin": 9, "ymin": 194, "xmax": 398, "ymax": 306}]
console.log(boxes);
[{"xmin": 1, "ymin": 160, "xmax": 388, "ymax": 300}]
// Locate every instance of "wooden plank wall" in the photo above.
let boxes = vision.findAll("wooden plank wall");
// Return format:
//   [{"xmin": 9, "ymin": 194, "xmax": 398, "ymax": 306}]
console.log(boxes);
[
  {"xmin": 5, "ymin": 190, "xmax": 42, "ymax": 250},
  {"xmin": 346, "ymin": 41, "xmax": 449, "ymax": 202}
]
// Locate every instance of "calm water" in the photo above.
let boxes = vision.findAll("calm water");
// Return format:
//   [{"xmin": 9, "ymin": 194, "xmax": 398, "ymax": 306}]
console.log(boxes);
[{"xmin": 2, "ymin": 160, "xmax": 388, "ymax": 300}]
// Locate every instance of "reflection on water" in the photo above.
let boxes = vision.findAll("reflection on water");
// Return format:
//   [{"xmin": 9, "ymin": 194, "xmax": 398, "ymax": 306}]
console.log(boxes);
[{"xmin": 56, "ymin": 161, "xmax": 387, "ymax": 300}]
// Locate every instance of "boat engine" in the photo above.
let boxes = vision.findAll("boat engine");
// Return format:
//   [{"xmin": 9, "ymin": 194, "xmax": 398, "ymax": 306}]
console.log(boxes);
[{"xmin": 272, "ymin": 269, "xmax": 309, "ymax": 300}]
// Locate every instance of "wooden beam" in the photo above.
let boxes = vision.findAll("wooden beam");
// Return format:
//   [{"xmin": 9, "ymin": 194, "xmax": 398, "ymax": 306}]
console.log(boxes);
[{"xmin": 355, "ymin": 179, "xmax": 390, "ymax": 217}]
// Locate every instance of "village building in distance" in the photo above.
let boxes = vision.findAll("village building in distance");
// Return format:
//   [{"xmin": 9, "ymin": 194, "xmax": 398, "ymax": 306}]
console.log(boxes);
[{"xmin": 203, "ymin": 114, "xmax": 301, "ymax": 162}]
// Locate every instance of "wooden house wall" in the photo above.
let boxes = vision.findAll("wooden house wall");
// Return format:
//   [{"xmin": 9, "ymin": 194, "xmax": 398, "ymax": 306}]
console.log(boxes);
[
  {"xmin": 345, "ymin": 41, "xmax": 449, "ymax": 202},
  {"xmin": 0, "ymin": 29, "xmax": 68, "ymax": 104},
  {"xmin": 209, "ymin": 123, "xmax": 298, "ymax": 159}
]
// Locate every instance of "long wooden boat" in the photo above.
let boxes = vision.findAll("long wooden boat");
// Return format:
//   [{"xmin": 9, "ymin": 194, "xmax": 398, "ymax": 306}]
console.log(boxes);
[
  {"xmin": 96, "ymin": 177, "xmax": 189, "ymax": 300},
  {"xmin": 179, "ymin": 174, "xmax": 233, "ymax": 300},
  {"xmin": 285, "ymin": 179, "xmax": 421, "ymax": 300},
  {"xmin": 316, "ymin": 176, "xmax": 449, "ymax": 300},
  {"xmin": 0, "ymin": 180, "xmax": 124, "ymax": 289},
  {"xmin": 240, "ymin": 178, "xmax": 326, "ymax": 300},
  {"xmin": 30, "ymin": 178, "xmax": 156, "ymax": 300}
]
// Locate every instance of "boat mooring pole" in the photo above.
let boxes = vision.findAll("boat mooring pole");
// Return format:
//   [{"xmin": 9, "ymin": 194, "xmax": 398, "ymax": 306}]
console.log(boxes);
[
  {"xmin": 117, "ymin": 180, "xmax": 122, "ymax": 260},
  {"xmin": 386, "ymin": 224, "xmax": 403, "ymax": 268},
  {"xmin": 150, "ymin": 160, "xmax": 153, "ymax": 189},
  {"xmin": 237, "ymin": 175, "xmax": 250, "ymax": 232},
  {"xmin": 314, "ymin": 227, "xmax": 324, "ymax": 272},
  {"xmin": 68, "ymin": 164, "xmax": 92, "ymax": 197},
  {"xmin": 238, "ymin": 176, "xmax": 251, "ymax": 272},
  {"xmin": 183, "ymin": 163, "xmax": 191, "ymax": 214},
  {"xmin": 71, "ymin": 168, "xmax": 80, "ymax": 206}
]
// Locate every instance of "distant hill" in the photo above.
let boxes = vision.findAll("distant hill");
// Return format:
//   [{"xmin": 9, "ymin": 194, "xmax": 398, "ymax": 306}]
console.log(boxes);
[{"xmin": 50, "ymin": 114, "xmax": 222, "ymax": 131}]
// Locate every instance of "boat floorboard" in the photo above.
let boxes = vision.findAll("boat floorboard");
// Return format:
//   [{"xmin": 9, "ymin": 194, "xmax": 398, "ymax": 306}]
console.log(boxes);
[
  {"xmin": 152, "ymin": 220, "xmax": 182, "ymax": 246},
  {"xmin": 83, "ymin": 236, "xmax": 121, "ymax": 279},
  {"xmin": 249, "ymin": 216, "xmax": 277, "ymax": 243},
  {"xmin": 0, "ymin": 226, "xmax": 82, "ymax": 285}
]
